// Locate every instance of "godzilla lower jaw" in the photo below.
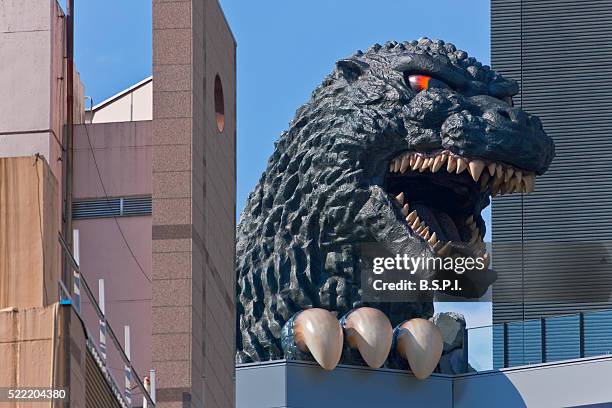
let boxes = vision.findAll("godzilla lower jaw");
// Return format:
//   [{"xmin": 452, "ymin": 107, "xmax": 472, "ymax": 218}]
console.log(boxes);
[{"xmin": 386, "ymin": 150, "xmax": 537, "ymax": 261}]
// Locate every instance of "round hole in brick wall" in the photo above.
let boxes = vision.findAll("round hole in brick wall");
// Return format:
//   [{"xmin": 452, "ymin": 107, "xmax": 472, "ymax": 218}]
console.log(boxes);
[{"xmin": 214, "ymin": 74, "xmax": 225, "ymax": 132}]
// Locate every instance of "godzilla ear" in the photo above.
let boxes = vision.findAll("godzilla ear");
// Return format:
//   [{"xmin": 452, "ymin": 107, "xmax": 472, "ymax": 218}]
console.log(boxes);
[{"xmin": 336, "ymin": 59, "xmax": 369, "ymax": 82}]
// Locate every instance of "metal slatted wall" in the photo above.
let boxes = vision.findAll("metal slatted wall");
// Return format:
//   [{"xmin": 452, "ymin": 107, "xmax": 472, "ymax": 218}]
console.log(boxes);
[{"xmin": 491, "ymin": 0, "xmax": 612, "ymax": 368}]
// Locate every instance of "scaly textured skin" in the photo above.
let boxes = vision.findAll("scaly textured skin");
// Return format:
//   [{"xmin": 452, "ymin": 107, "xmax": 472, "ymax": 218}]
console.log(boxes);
[{"xmin": 236, "ymin": 38, "xmax": 555, "ymax": 364}]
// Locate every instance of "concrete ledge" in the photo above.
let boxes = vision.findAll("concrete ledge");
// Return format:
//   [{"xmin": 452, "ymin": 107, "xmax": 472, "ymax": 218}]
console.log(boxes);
[
  {"xmin": 237, "ymin": 357, "xmax": 612, "ymax": 407},
  {"xmin": 237, "ymin": 360, "xmax": 452, "ymax": 408}
]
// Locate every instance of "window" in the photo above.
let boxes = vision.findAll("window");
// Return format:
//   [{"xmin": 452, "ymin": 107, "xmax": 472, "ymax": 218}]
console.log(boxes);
[{"xmin": 214, "ymin": 74, "xmax": 225, "ymax": 132}]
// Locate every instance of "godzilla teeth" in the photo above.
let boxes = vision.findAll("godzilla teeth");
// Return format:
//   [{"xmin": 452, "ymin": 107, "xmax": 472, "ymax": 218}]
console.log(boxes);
[
  {"xmin": 388, "ymin": 150, "xmax": 537, "ymax": 196},
  {"xmin": 407, "ymin": 210, "xmax": 418, "ymax": 223},
  {"xmin": 419, "ymin": 157, "xmax": 431, "ymax": 173},
  {"xmin": 294, "ymin": 308, "xmax": 343, "ymax": 371},
  {"xmin": 399, "ymin": 200, "xmax": 487, "ymax": 255},
  {"xmin": 421, "ymin": 226, "xmax": 430, "ymax": 240},
  {"xmin": 401, "ymin": 204, "xmax": 410, "ymax": 217},
  {"xmin": 468, "ymin": 160, "xmax": 485, "ymax": 182},
  {"xmin": 495, "ymin": 163, "xmax": 504, "ymax": 178},
  {"xmin": 389, "ymin": 151, "xmax": 508, "ymax": 263},
  {"xmin": 400, "ymin": 156, "xmax": 410, "ymax": 173},
  {"xmin": 397, "ymin": 199, "xmax": 490, "ymax": 263},
  {"xmin": 447, "ymin": 156, "xmax": 457, "ymax": 173},
  {"xmin": 455, "ymin": 158, "xmax": 468, "ymax": 174},
  {"xmin": 343, "ymin": 307, "xmax": 393, "ymax": 369},
  {"xmin": 431, "ymin": 155, "xmax": 445, "ymax": 172},
  {"xmin": 413, "ymin": 156, "xmax": 424, "ymax": 171},
  {"xmin": 506, "ymin": 178, "xmax": 517, "ymax": 193},
  {"xmin": 487, "ymin": 162, "xmax": 496, "ymax": 176},
  {"xmin": 395, "ymin": 192, "xmax": 405, "ymax": 205}
]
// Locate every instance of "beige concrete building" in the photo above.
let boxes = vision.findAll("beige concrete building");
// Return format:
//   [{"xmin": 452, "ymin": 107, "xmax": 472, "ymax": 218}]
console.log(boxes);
[
  {"xmin": 151, "ymin": 1, "xmax": 236, "ymax": 406},
  {"xmin": 0, "ymin": 0, "xmax": 236, "ymax": 407}
]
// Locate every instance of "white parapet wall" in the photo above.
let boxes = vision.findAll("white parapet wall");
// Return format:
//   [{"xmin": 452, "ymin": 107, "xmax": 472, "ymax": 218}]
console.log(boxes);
[{"xmin": 86, "ymin": 77, "xmax": 152, "ymax": 124}]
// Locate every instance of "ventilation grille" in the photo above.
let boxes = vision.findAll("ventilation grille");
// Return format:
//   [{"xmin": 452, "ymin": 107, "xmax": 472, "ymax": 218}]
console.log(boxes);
[{"xmin": 73, "ymin": 196, "xmax": 152, "ymax": 219}]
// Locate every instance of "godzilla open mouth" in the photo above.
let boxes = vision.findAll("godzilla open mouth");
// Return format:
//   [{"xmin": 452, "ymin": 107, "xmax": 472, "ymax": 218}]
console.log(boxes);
[{"xmin": 386, "ymin": 150, "xmax": 536, "ymax": 263}]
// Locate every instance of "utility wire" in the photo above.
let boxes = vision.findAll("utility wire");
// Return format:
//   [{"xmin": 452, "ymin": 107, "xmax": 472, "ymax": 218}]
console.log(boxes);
[
  {"xmin": 34, "ymin": 154, "xmax": 49, "ymax": 304},
  {"xmin": 82, "ymin": 122, "xmax": 151, "ymax": 284}
]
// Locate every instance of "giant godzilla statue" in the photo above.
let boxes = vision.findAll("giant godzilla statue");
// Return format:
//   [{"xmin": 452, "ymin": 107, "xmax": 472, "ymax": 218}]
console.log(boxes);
[{"xmin": 236, "ymin": 38, "xmax": 555, "ymax": 372}]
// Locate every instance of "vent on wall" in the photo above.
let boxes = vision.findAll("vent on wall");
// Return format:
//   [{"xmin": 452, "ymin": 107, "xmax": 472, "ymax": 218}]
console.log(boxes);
[{"xmin": 73, "ymin": 196, "xmax": 152, "ymax": 219}]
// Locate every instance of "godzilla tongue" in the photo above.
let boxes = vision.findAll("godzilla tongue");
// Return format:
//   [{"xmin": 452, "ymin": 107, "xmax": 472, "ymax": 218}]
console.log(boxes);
[{"xmin": 412, "ymin": 204, "xmax": 461, "ymax": 242}]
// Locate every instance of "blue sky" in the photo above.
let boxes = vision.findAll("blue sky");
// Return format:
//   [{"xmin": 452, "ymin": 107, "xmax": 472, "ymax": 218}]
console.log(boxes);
[
  {"xmin": 220, "ymin": 0, "xmax": 492, "ymax": 242},
  {"xmin": 72, "ymin": 0, "xmax": 493, "ymax": 364},
  {"xmin": 73, "ymin": 1, "xmax": 490, "ymax": 225},
  {"xmin": 72, "ymin": 1, "xmax": 491, "ymax": 241},
  {"xmin": 72, "ymin": 0, "xmax": 152, "ymax": 108}
]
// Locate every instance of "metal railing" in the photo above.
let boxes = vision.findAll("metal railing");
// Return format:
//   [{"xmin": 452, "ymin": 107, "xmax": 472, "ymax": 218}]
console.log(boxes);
[
  {"xmin": 59, "ymin": 232, "xmax": 155, "ymax": 407},
  {"xmin": 466, "ymin": 309, "xmax": 612, "ymax": 372}
]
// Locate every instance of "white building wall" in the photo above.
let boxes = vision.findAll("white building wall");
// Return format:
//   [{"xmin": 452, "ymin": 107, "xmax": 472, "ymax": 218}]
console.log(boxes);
[
  {"xmin": 0, "ymin": 1, "xmax": 51, "ymax": 134},
  {"xmin": 0, "ymin": 0, "xmax": 83, "ymax": 186},
  {"xmin": 89, "ymin": 78, "xmax": 152, "ymax": 123}
]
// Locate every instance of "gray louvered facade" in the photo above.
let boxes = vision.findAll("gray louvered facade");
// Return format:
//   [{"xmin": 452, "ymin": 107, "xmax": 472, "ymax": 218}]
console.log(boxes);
[{"xmin": 491, "ymin": 0, "xmax": 612, "ymax": 367}]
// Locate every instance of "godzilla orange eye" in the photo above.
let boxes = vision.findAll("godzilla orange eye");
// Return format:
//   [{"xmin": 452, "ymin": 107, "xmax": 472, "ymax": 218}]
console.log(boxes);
[
  {"xmin": 407, "ymin": 74, "xmax": 451, "ymax": 92},
  {"xmin": 408, "ymin": 75, "xmax": 430, "ymax": 91}
]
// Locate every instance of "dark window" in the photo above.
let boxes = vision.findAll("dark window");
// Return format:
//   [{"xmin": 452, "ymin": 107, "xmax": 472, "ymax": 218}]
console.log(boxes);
[{"xmin": 214, "ymin": 74, "xmax": 225, "ymax": 132}]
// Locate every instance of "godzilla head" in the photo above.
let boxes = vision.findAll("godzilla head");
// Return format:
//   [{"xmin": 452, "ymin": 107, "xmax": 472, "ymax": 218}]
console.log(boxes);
[
  {"xmin": 335, "ymin": 38, "xmax": 553, "ymax": 293},
  {"xmin": 238, "ymin": 38, "xmax": 555, "ymax": 305}
]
